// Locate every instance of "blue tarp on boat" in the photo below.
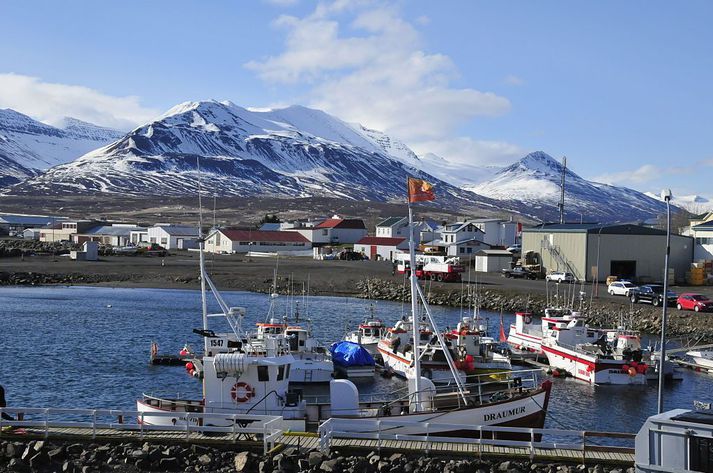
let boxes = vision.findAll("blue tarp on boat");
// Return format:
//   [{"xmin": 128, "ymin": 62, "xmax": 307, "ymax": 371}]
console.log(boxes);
[{"xmin": 329, "ymin": 341, "xmax": 375, "ymax": 367}]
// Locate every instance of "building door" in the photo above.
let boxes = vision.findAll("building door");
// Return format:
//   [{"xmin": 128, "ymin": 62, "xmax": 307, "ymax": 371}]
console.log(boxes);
[
  {"xmin": 370, "ymin": 245, "xmax": 377, "ymax": 260},
  {"xmin": 610, "ymin": 260, "xmax": 636, "ymax": 280},
  {"xmin": 177, "ymin": 238, "xmax": 184, "ymax": 249}
]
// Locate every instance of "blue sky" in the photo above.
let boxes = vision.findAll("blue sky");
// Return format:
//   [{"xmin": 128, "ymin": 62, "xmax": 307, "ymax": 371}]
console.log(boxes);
[{"xmin": 1, "ymin": 0, "xmax": 711, "ymax": 201}]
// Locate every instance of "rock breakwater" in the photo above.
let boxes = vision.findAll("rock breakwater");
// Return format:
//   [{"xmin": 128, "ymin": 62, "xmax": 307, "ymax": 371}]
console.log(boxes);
[{"xmin": 356, "ymin": 278, "xmax": 713, "ymax": 340}]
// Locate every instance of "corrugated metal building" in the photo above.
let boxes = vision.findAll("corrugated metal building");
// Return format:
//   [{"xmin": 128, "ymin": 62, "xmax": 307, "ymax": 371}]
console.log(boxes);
[{"xmin": 522, "ymin": 223, "xmax": 693, "ymax": 283}]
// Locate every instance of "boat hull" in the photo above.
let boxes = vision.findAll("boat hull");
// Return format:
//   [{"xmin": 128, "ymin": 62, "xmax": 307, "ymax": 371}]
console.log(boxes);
[{"xmin": 542, "ymin": 344, "xmax": 646, "ymax": 385}]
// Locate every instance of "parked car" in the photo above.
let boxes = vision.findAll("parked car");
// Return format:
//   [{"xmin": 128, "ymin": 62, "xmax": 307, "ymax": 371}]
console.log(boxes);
[
  {"xmin": 502, "ymin": 266, "xmax": 537, "ymax": 280},
  {"xmin": 545, "ymin": 271, "xmax": 576, "ymax": 283},
  {"xmin": 629, "ymin": 284, "xmax": 677, "ymax": 306},
  {"xmin": 608, "ymin": 281, "xmax": 637, "ymax": 296},
  {"xmin": 506, "ymin": 244, "xmax": 521, "ymax": 254},
  {"xmin": 676, "ymin": 293, "xmax": 713, "ymax": 312}
]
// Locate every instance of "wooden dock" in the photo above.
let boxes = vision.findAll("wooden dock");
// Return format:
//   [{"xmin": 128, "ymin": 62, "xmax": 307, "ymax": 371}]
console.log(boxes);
[{"xmin": 0, "ymin": 407, "xmax": 635, "ymax": 466}]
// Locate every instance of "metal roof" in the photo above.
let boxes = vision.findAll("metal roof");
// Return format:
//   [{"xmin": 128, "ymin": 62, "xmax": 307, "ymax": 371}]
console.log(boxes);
[
  {"xmin": 153, "ymin": 225, "xmax": 200, "ymax": 236},
  {"xmin": 79, "ymin": 225, "xmax": 145, "ymax": 236},
  {"xmin": 475, "ymin": 249, "xmax": 513, "ymax": 256},
  {"xmin": 523, "ymin": 223, "xmax": 671, "ymax": 236},
  {"xmin": 376, "ymin": 217, "xmax": 406, "ymax": 228},
  {"xmin": 0, "ymin": 214, "xmax": 66, "ymax": 225}
]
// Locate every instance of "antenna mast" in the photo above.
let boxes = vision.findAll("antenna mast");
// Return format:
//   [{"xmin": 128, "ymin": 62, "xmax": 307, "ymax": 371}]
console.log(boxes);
[{"xmin": 559, "ymin": 156, "xmax": 567, "ymax": 224}]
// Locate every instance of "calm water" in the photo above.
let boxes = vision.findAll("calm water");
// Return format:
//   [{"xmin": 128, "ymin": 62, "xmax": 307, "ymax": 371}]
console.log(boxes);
[{"xmin": 0, "ymin": 285, "xmax": 711, "ymax": 433}]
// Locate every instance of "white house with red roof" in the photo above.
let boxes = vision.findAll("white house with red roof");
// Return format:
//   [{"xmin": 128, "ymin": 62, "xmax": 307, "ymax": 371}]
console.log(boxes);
[
  {"xmin": 204, "ymin": 229, "xmax": 311, "ymax": 254},
  {"xmin": 289, "ymin": 215, "xmax": 367, "ymax": 245},
  {"xmin": 354, "ymin": 236, "xmax": 409, "ymax": 261}
]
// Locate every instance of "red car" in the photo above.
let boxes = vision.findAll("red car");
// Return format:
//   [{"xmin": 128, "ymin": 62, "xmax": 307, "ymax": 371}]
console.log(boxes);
[{"xmin": 676, "ymin": 293, "xmax": 713, "ymax": 312}]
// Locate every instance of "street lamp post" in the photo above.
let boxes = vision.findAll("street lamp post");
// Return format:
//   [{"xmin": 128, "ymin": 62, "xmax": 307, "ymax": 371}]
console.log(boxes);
[{"xmin": 657, "ymin": 189, "xmax": 672, "ymax": 414}]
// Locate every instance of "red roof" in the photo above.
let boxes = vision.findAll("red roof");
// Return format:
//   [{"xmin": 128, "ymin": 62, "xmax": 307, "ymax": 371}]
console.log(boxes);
[
  {"xmin": 315, "ymin": 218, "xmax": 366, "ymax": 229},
  {"xmin": 356, "ymin": 236, "xmax": 407, "ymax": 246},
  {"xmin": 220, "ymin": 230, "xmax": 309, "ymax": 243}
]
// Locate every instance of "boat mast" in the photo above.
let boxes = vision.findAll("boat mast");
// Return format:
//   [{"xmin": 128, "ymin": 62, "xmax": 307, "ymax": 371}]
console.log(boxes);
[
  {"xmin": 197, "ymin": 157, "xmax": 208, "ymax": 334},
  {"xmin": 407, "ymin": 199, "xmax": 422, "ymax": 410}
]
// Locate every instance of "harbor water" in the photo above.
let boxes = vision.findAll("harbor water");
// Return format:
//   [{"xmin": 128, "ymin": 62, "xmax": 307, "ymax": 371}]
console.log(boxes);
[{"xmin": 1, "ymin": 285, "xmax": 710, "ymax": 433}]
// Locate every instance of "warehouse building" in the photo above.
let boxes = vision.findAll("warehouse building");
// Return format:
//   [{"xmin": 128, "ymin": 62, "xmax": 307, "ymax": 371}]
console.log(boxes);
[{"xmin": 522, "ymin": 223, "xmax": 693, "ymax": 283}]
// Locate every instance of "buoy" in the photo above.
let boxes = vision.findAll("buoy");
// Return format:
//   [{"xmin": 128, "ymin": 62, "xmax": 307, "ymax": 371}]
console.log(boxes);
[
  {"xmin": 179, "ymin": 349, "xmax": 189, "ymax": 356},
  {"xmin": 185, "ymin": 362, "xmax": 194, "ymax": 371},
  {"xmin": 628, "ymin": 367, "xmax": 637, "ymax": 377},
  {"xmin": 622, "ymin": 364, "xmax": 630, "ymax": 372},
  {"xmin": 552, "ymin": 369, "xmax": 560, "ymax": 377}
]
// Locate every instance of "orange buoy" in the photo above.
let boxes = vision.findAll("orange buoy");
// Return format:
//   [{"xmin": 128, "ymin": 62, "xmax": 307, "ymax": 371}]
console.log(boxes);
[
  {"xmin": 185, "ymin": 362, "xmax": 194, "ymax": 371},
  {"xmin": 628, "ymin": 367, "xmax": 637, "ymax": 377}
]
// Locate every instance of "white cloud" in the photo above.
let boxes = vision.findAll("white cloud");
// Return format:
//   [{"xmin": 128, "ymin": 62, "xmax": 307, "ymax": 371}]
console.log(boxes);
[
  {"xmin": 593, "ymin": 164, "xmax": 663, "ymax": 186},
  {"xmin": 246, "ymin": 2, "xmax": 516, "ymax": 165},
  {"xmin": 0, "ymin": 73, "xmax": 159, "ymax": 130},
  {"xmin": 504, "ymin": 74, "xmax": 524, "ymax": 86}
]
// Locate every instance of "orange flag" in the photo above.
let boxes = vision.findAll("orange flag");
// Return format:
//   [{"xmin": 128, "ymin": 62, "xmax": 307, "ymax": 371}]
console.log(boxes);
[{"xmin": 407, "ymin": 177, "xmax": 435, "ymax": 203}]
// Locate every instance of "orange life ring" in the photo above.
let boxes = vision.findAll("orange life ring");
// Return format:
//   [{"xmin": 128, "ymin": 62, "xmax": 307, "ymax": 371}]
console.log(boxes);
[{"xmin": 230, "ymin": 382, "xmax": 254, "ymax": 403}]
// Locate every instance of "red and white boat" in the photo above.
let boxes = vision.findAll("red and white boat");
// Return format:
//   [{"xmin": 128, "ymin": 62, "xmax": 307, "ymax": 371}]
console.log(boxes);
[
  {"xmin": 507, "ymin": 308, "xmax": 583, "ymax": 354},
  {"xmin": 541, "ymin": 317, "xmax": 649, "ymax": 384}
]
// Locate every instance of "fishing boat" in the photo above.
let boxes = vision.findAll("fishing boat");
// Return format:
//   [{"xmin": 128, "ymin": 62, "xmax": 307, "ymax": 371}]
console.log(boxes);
[
  {"xmin": 445, "ymin": 317, "xmax": 512, "ymax": 376},
  {"xmin": 137, "ymin": 177, "xmax": 553, "ymax": 436},
  {"xmin": 330, "ymin": 341, "xmax": 376, "ymax": 378},
  {"xmin": 506, "ymin": 307, "xmax": 581, "ymax": 354},
  {"xmin": 344, "ymin": 304, "xmax": 387, "ymax": 356},
  {"xmin": 377, "ymin": 316, "xmax": 467, "ymax": 384},
  {"xmin": 541, "ymin": 316, "xmax": 649, "ymax": 384}
]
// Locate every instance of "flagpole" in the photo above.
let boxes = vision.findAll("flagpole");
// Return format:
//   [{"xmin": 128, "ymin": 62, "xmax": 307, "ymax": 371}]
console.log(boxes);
[{"xmin": 407, "ymin": 187, "xmax": 422, "ymax": 412}]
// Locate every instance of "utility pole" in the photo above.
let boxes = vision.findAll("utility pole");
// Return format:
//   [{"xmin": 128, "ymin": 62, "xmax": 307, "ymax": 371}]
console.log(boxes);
[{"xmin": 558, "ymin": 156, "xmax": 567, "ymax": 224}]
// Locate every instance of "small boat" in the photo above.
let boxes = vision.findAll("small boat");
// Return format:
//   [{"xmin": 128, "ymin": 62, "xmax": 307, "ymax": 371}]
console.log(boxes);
[
  {"xmin": 330, "ymin": 341, "xmax": 376, "ymax": 378},
  {"xmin": 377, "ymin": 317, "xmax": 467, "ymax": 384},
  {"xmin": 344, "ymin": 304, "xmax": 387, "ymax": 356},
  {"xmin": 686, "ymin": 350, "xmax": 713, "ymax": 370},
  {"xmin": 541, "ymin": 317, "xmax": 649, "ymax": 384},
  {"xmin": 445, "ymin": 317, "xmax": 512, "ymax": 377}
]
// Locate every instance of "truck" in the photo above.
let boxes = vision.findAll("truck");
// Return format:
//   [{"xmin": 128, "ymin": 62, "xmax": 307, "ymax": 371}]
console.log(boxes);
[
  {"xmin": 501, "ymin": 266, "xmax": 537, "ymax": 280},
  {"xmin": 394, "ymin": 254, "xmax": 465, "ymax": 282}
]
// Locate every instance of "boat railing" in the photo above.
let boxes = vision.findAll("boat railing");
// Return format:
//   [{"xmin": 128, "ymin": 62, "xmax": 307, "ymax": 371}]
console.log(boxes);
[
  {"xmin": 317, "ymin": 417, "xmax": 635, "ymax": 461},
  {"xmin": 0, "ymin": 407, "xmax": 283, "ymax": 454}
]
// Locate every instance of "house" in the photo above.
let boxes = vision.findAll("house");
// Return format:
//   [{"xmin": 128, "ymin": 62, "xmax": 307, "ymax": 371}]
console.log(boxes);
[
  {"xmin": 690, "ymin": 221, "xmax": 713, "ymax": 260},
  {"xmin": 72, "ymin": 224, "xmax": 146, "ymax": 247},
  {"xmin": 474, "ymin": 249, "xmax": 514, "ymax": 273},
  {"xmin": 22, "ymin": 228, "xmax": 44, "ymax": 240},
  {"xmin": 522, "ymin": 223, "xmax": 693, "ymax": 282},
  {"xmin": 204, "ymin": 229, "xmax": 310, "ymax": 254},
  {"xmin": 292, "ymin": 216, "xmax": 367, "ymax": 245},
  {"xmin": 354, "ymin": 236, "xmax": 409, "ymax": 261},
  {"xmin": 437, "ymin": 221, "xmax": 488, "ymax": 257},
  {"xmin": 470, "ymin": 218, "xmax": 519, "ymax": 247},
  {"xmin": 147, "ymin": 225, "xmax": 200, "ymax": 250},
  {"xmin": 0, "ymin": 213, "xmax": 67, "ymax": 237},
  {"xmin": 39, "ymin": 220, "xmax": 100, "ymax": 242},
  {"xmin": 375, "ymin": 217, "xmax": 436, "ymax": 244}
]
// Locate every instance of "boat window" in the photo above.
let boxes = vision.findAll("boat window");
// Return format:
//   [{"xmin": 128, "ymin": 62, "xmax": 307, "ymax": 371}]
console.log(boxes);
[
  {"xmin": 285, "ymin": 364, "xmax": 290, "ymax": 379},
  {"xmin": 690, "ymin": 436, "xmax": 713, "ymax": 472},
  {"xmin": 277, "ymin": 365, "xmax": 285, "ymax": 381},
  {"xmin": 258, "ymin": 366, "xmax": 269, "ymax": 382}
]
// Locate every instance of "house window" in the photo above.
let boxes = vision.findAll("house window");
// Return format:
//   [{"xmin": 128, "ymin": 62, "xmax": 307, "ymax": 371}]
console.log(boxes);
[
  {"xmin": 467, "ymin": 248, "xmax": 472, "ymax": 253},
  {"xmin": 161, "ymin": 237, "xmax": 168, "ymax": 245},
  {"xmin": 460, "ymin": 247, "xmax": 465, "ymax": 254},
  {"xmin": 239, "ymin": 241, "xmax": 249, "ymax": 245},
  {"xmin": 322, "ymin": 229, "xmax": 328, "ymax": 236},
  {"xmin": 215, "ymin": 233, "xmax": 221, "ymax": 246},
  {"xmin": 150, "ymin": 237, "xmax": 156, "ymax": 243}
]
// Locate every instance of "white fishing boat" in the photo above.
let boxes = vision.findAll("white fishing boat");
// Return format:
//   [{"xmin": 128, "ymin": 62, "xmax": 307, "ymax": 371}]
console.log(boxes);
[
  {"xmin": 137, "ymin": 177, "xmax": 554, "ymax": 436},
  {"xmin": 686, "ymin": 350, "xmax": 713, "ymax": 370},
  {"xmin": 344, "ymin": 304, "xmax": 387, "ymax": 356},
  {"xmin": 506, "ymin": 307, "xmax": 582, "ymax": 354},
  {"xmin": 445, "ymin": 317, "xmax": 512, "ymax": 377},
  {"xmin": 541, "ymin": 316, "xmax": 649, "ymax": 384},
  {"xmin": 377, "ymin": 316, "xmax": 467, "ymax": 384}
]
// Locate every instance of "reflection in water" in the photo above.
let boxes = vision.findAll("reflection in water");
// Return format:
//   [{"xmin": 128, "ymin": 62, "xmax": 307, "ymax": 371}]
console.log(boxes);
[{"xmin": 0, "ymin": 285, "xmax": 709, "ymax": 433}]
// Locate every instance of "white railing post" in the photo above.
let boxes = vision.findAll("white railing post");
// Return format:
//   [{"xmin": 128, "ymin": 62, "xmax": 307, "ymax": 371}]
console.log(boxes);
[
  {"xmin": 529, "ymin": 428, "xmax": 535, "ymax": 459},
  {"xmin": 425, "ymin": 423, "xmax": 430, "ymax": 455},
  {"xmin": 377, "ymin": 420, "xmax": 382, "ymax": 452}
]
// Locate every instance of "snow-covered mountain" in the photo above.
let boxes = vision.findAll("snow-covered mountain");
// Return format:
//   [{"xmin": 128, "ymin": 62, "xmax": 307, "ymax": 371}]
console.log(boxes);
[
  {"xmin": 415, "ymin": 152, "xmax": 502, "ymax": 187},
  {"xmin": 11, "ymin": 101, "xmax": 498, "ymax": 210},
  {"xmin": 644, "ymin": 191, "xmax": 713, "ymax": 213},
  {"xmin": 467, "ymin": 151, "xmax": 670, "ymax": 222},
  {"xmin": 0, "ymin": 109, "xmax": 124, "ymax": 185}
]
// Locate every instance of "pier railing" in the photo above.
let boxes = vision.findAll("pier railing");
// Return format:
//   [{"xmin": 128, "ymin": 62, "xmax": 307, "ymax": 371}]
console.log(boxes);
[
  {"xmin": 0, "ymin": 408, "xmax": 283, "ymax": 453},
  {"xmin": 318, "ymin": 417, "xmax": 635, "ymax": 463}
]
